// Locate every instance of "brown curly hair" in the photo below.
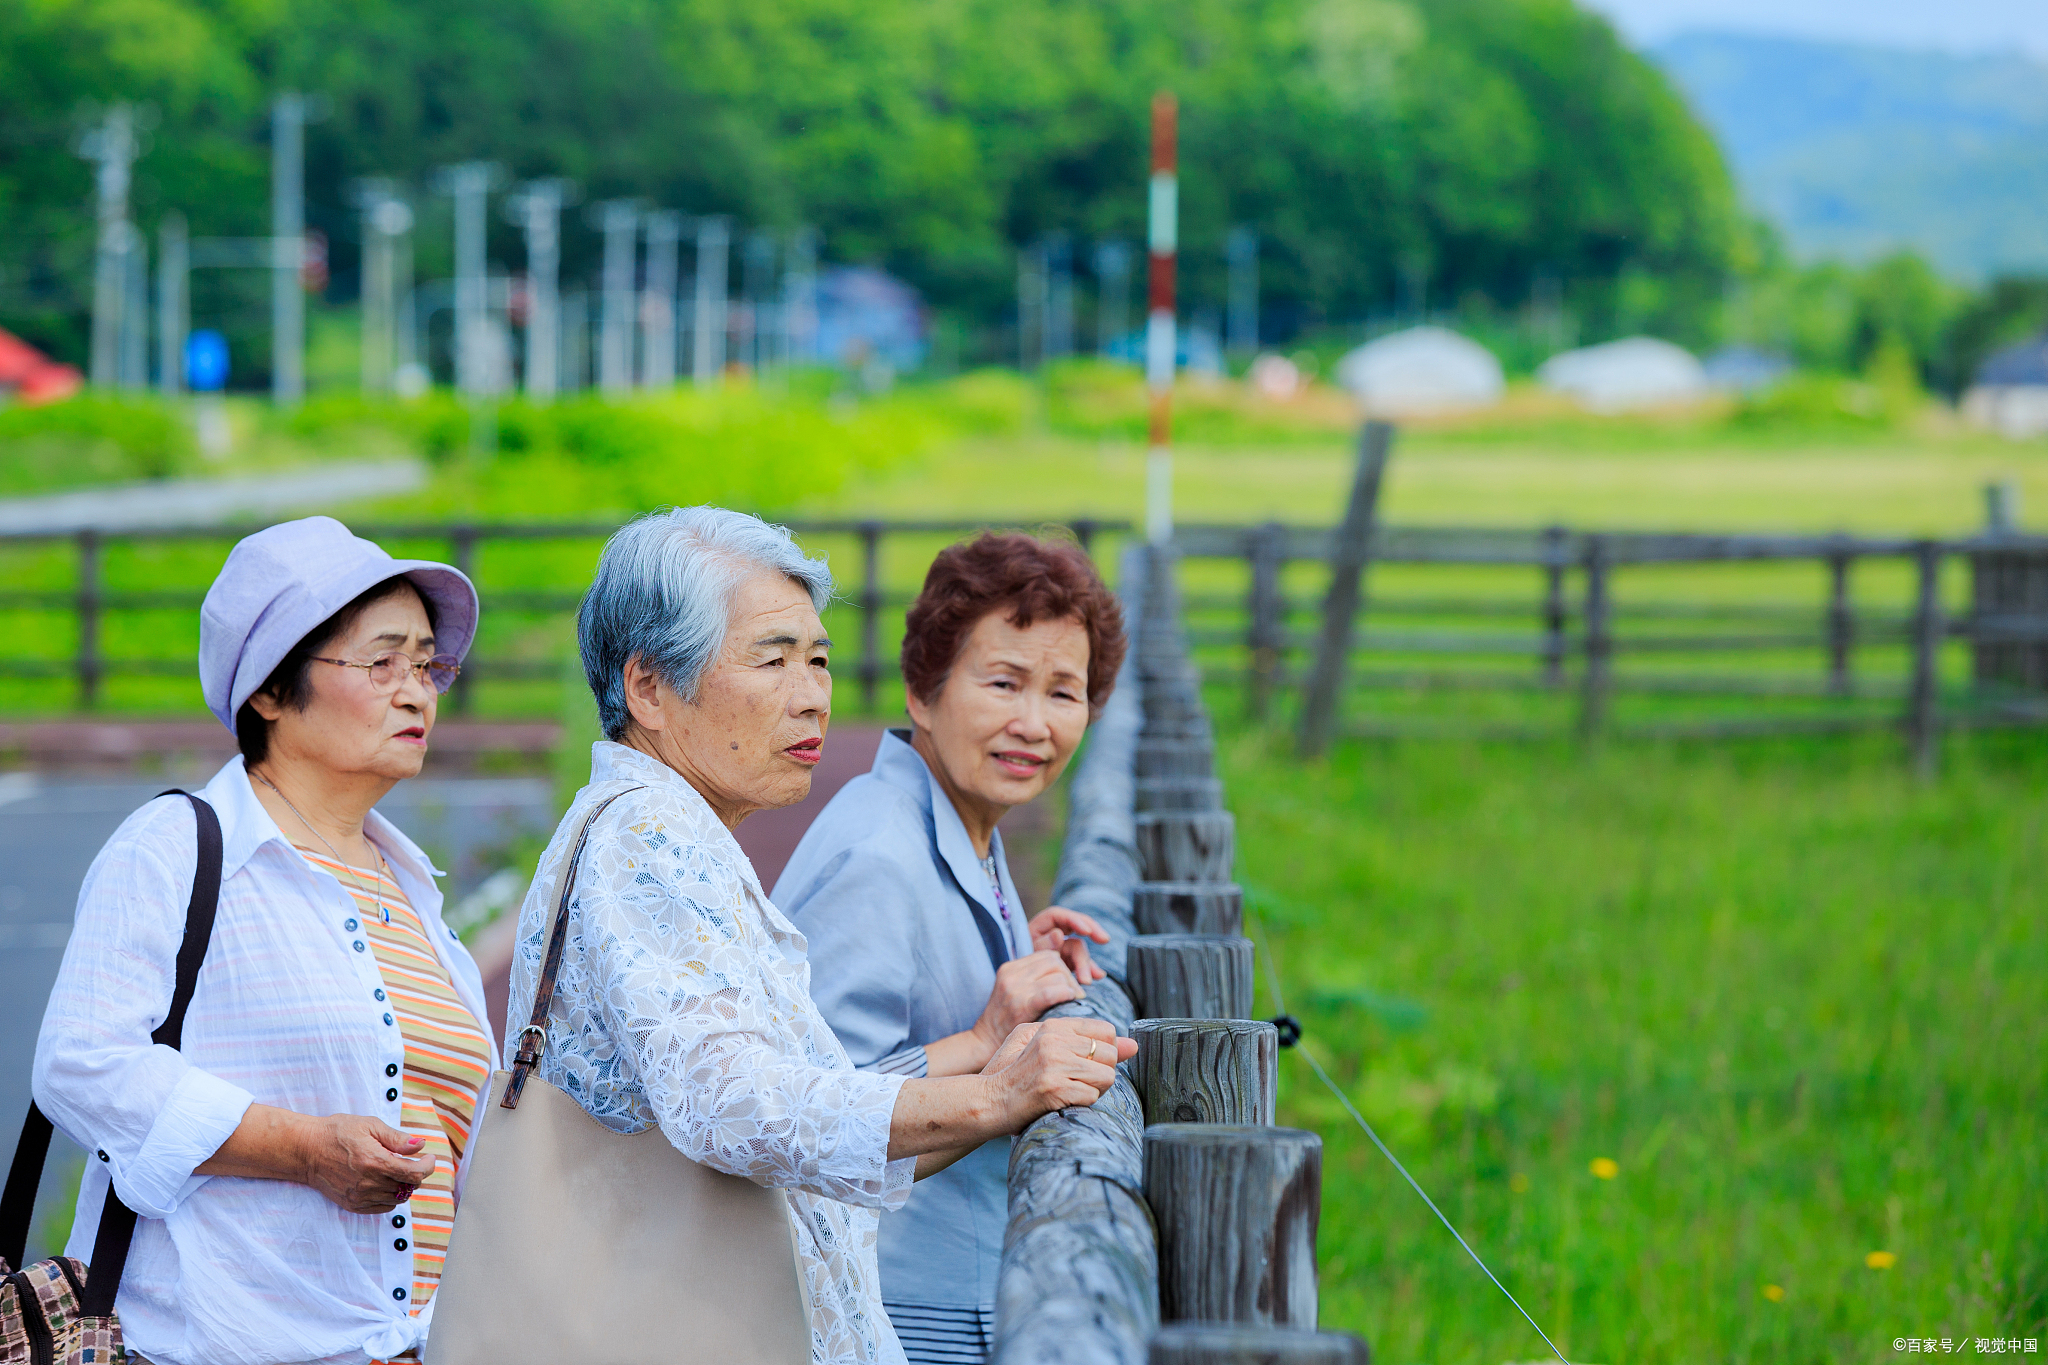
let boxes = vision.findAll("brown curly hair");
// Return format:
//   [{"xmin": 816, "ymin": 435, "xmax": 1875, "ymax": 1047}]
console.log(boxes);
[{"xmin": 899, "ymin": 532, "xmax": 1127, "ymax": 717}]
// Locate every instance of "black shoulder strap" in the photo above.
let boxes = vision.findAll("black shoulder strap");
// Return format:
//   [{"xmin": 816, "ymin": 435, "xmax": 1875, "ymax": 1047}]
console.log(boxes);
[{"xmin": 0, "ymin": 791, "xmax": 221, "ymax": 1308}]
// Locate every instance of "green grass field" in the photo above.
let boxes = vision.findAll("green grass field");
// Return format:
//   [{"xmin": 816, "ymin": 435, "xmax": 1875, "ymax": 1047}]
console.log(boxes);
[{"xmin": 1221, "ymin": 726, "xmax": 2045, "ymax": 1362}]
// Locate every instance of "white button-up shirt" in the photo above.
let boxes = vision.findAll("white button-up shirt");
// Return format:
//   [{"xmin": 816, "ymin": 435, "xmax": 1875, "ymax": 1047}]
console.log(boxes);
[
  {"xmin": 33, "ymin": 757, "xmax": 497, "ymax": 1365},
  {"xmin": 510, "ymin": 742, "xmax": 915, "ymax": 1365}
]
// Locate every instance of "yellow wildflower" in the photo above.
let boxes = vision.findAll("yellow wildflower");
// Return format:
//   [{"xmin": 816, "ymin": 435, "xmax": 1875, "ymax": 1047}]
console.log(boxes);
[
  {"xmin": 1866, "ymin": 1251, "xmax": 1898, "ymax": 1270},
  {"xmin": 1761, "ymin": 1284, "xmax": 1785, "ymax": 1302},
  {"xmin": 1589, "ymin": 1157, "xmax": 1619, "ymax": 1180}
]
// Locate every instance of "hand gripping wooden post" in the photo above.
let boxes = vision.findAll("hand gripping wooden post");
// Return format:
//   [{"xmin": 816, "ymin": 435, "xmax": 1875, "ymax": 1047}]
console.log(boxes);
[
  {"xmin": 1130, "ymin": 1019, "xmax": 1278, "ymax": 1125},
  {"xmin": 1149, "ymin": 1324, "xmax": 1369, "ymax": 1365},
  {"xmin": 1127, "ymin": 934, "xmax": 1255, "ymax": 1019},
  {"xmin": 1133, "ymin": 881, "xmax": 1243, "ymax": 936},
  {"xmin": 1136, "ymin": 810, "xmax": 1234, "ymax": 882},
  {"xmin": 1144, "ymin": 1125, "xmax": 1323, "ymax": 1328}
]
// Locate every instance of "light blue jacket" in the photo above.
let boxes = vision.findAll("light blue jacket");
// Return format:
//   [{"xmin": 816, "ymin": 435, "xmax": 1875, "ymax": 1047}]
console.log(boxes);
[{"xmin": 772, "ymin": 729, "xmax": 1030, "ymax": 1311}]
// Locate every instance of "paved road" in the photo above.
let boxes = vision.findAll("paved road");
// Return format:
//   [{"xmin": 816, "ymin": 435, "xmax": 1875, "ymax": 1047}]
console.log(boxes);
[{"xmin": 0, "ymin": 460, "xmax": 425, "ymax": 535}]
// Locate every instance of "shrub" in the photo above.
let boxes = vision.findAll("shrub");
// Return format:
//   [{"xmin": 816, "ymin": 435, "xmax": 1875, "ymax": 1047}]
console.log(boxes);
[{"xmin": 0, "ymin": 397, "xmax": 197, "ymax": 494}]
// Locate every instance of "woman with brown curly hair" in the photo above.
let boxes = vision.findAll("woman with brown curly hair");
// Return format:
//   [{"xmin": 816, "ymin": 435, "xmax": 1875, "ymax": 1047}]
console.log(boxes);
[{"xmin": 772, "ymin": 531, "xmax": 1128, "ymax": 1363}]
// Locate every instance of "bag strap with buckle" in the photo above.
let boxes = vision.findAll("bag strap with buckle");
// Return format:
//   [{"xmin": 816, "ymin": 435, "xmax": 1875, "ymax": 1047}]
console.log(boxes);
[
  {"xmin": 2, "ymin": 789, "xmax": 221, "ymax": 1317},
  {"xmin": 503, "ymin": 786, "xmax": 642, "ymax": 1109}
]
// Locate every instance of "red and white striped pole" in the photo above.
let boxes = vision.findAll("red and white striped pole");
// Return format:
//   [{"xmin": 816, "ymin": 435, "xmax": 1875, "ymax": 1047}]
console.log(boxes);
[{"xmin": 1145, "ymin": 90, "xmax": 1178, "ymax": 545}]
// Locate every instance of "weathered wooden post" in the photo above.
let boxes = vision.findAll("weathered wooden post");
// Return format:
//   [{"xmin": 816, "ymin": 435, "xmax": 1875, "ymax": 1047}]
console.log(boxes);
[
  {"xmin": 75, "ymin": 528, "xmax": 101, "ymax": 711},
  {"xmin": 1908, "ymin": 540, "xmax": 1943, "ymax": 777},
  {"xmin": 1245, "ymin": 521, "xmax": 1287, "ymax": 721},
  {"xmin": 1577, "ymin": 534, "xmax": 1611, "ymax": 740},
  {"xmin": 1540, "ymin": 523, "xmax": 1567, "ymax": 688},
  {"xmin": 1136, "ymin": 810, "xmax": 1234, "ymax": 882},
  {"xmin": 1144, "ymin": 1125, "xmax": 1322, "ymax": 1327},
  {"xmin": 1298, "ymin": 422, "xmax": 1393, "ymax": 757},
  {"xmin": 1133, "ymin": 881, "xmax": 1243, "ymax": 936},
  {"xmin": 1128, "ymin": 935, "xmax": 1255, "ymax": 1019},
  {"xmin": 1136, "ymin": 778, "xmax": 1224, "ymax": 813},
  {"xmin": 1136, "ymin": 741, "xmax": 1215, "ymax": 780},
  {"xmin": 1149, "ymin": 1325, "xmax": 1368, "ymax": 1365},
  {"xmin": 1827, "ymin": 546, "xmax": 1854, "ymax": 696},
  {"xmin": 1130, "ymin": 1019, "xmax": 1277, "ymax": 1125}
]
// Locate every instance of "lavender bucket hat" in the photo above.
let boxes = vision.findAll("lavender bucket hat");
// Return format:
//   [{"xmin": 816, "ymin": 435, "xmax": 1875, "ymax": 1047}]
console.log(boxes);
[{"xmin": 199, "ymin": 516, "xmax": 480, "ymax": 733}]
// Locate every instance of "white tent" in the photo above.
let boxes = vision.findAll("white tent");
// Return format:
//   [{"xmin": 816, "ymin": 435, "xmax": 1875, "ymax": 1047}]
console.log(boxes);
[
  {"xmin": 1335, "ymin": 326, "xmax": 1504, "ymax": 415},
  {"xmin": 1538, "ymin": 337, "xmax": 1707, "ymax": 411}
]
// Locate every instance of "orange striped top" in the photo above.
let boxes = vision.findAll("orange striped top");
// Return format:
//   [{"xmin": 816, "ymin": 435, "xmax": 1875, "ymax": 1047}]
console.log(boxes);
[{"xmin": 297, "ymin": 848, "xmax": 491, "ymax": 1344}]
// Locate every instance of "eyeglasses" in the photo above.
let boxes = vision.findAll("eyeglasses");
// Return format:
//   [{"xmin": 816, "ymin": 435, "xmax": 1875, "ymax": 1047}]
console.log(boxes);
[{"xmin": 312, "ymin": 651, "xmax": 463, "ymax": 694}]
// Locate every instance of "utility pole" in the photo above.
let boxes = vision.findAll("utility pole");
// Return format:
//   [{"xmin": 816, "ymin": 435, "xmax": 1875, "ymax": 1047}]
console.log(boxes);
[
  {"xmin": 642, "ymin": 209, "xmax": 682, "ymax": 389},
  {"xmin": 1227, "ymin": 225, "xmax": 1258, "ymax": 363},
  {"xmin": 743, "ymin": 229, "xmax": 775, "ymax": 374},
  {"xmin": 508, "ymin": 178, "xmax": 571, "ymax": 402},
  {"xmin": 435, "ymin": 162, "xmax": 496, "ymax": 401},
  {"xmin": 591, "ymin": 200, "xmax": 639, "ymax": 396},
  {"xmin": 1146, "ymin": 91, "xmax": 1179, "ymax": 545},
  {"xmin": 783, "ymin": 226, "xmax": 819, "ymax": 366},
  {"xmin": 692, "ymin": 215, "xmax": 729, "ymax": 387},
  {"xmin": 1045, "ymin": 233, "xmax": 1073, "ymax": 363},
  {"xmin": 272, "ymin": 94, "xmax": 308, "ymax": 407},
  {"xmin": 354, "ymin": 179, "xmax": 413, "ymax": 396},
  {"xmin": 1094, "ymin": 240, "xmax": 1132, "ymax": 358},
  {"xmin": 78, "ymin": 104, "xmax": 137, "ymax": 390},
  {"xmin": 121, "ymin": 223, "xmax": 149, "ymax": 390},
  {"xmin": 1017, "ymin": 244, "xmax": 1044, "ymax": 371},
  {"xmin": 158, "ymin": 212, "xmax": 187, "ymax": 397}
]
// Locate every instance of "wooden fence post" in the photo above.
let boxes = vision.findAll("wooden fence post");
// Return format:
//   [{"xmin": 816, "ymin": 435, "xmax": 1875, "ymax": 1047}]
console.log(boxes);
[
  {"xmin": 1827, "ymin": 547, "xmax": 1853, "ymax": 697},
  {"xmin": 1130, "ymin": 1019, "xmax": 1278, "ymax": 1125},
  {"xmin": 1149, "ymin": 1325, "xmax": 1367, "ymax": 1365},
  {"xmin": 1541, "ymin": 524, "xmax": 1568, "ymax": 688},
  {"xmin": 1136, "ymin": 741, "xmax": 1214, "ymax": 781},
  {"xmin": 1577, "ymin": 534, "xmax": 1611, "ymax": 740},
  {"xmin": 1144, "ymin": 1125, "xmax": 1322, "ymax": 1327},
  {"xmin": 1297, "ymin": 422, "xmax": 1394, "ymax": 757},
  {"xmin": 1136, "ymin": 778, "xmax": 1224, "ymax": 813},
  {"xmin": 858, "ymin": 521, "xmax": 883, "ymax": 715},
  {"xmin": 1133, "ymin": 881, "xmax": 1243, "ymax": 936},
  {"xmin": 1136, "ymin": 810, "xmax": 1234, "ymax": 882},
  {"xmin": 1245, "ymin": 521, "xmax": 1286, "ymax": 722},
  {"xmin": 1909, "ymin": 540, "xmax": 1943, "ymax": 777},
  {"xmin": 75, "ymin": 529, "xmax": 101, "ymax": 711},
  {"xmin": 450, "ymin": 523, "xmax": 478, "ymax": 714},
  {"xmin": 1128, "ymin": 935, "xmax": 1255, "ymax": 1019}
]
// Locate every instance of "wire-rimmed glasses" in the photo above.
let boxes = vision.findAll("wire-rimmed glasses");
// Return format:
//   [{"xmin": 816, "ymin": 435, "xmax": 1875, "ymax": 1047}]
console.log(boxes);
[{"xmin": 311, "ymin": 651, "xmax": 463, "ymax": 694}]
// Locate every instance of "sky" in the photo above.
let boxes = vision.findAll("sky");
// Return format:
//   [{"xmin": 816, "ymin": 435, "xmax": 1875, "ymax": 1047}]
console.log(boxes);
[{"xmin": 1577, "ymin": 0, "xmax": 2048, "ymax": 57}]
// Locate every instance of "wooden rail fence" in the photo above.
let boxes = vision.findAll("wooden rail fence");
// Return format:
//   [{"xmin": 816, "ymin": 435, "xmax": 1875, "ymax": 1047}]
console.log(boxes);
[
  {"xmin": 0, "ymin": 518, "xmax": 1125, "ymax": 716},
  {"xmin": 996, "ymin": 544, "xmax": 1368, "ymax": 1364}
]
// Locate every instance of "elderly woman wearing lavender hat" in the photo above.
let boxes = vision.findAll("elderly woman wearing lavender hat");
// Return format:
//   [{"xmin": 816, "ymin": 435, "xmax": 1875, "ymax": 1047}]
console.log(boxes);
[{"xmin": 32, "ymin": 516, "xmax": 493, "ymax": 1365}]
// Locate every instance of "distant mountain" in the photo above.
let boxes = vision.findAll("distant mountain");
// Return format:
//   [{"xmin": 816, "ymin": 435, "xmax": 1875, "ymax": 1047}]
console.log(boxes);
[{"xmin": 1650, "ymin": 32, "xmax": 2048, "ymax": 279}]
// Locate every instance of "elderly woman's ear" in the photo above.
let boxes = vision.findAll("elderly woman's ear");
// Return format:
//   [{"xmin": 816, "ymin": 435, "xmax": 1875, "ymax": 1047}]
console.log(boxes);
[{"xmin": 620, "ymin": 655, "xmax": 671, "ymax": 732}]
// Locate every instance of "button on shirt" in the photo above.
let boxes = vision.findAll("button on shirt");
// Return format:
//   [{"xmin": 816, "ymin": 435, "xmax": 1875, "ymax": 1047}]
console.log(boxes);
[
  {"xmin": 31, "ymin": 758, "xmax": 498, "ymax": 1365},
  {"xmin": 510, "ymin": 742, "xmax": 915, "ymax": 1365}
]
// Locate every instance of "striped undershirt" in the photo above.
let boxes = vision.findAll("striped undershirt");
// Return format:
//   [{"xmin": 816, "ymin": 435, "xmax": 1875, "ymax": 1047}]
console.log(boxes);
[
  {"xmin": 886, "ymin": 1302, "xmax": 998, "ymax": 1365},
  {"xmin": 297, "ymin": 848, "xmax": 491, "ymax": 1359}
]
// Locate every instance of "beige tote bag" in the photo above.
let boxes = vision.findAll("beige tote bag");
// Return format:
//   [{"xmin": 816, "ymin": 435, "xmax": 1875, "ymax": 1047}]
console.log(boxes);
[{"xmin": 426, "ymin": 789, "xmax": 811, "ymax": 1365}]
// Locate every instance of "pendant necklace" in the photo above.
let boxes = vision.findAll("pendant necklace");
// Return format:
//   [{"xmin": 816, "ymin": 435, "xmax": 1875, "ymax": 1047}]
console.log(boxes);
[{"xmin": 254, "ymin": 770, "xmax": 394, "ymax": 924}]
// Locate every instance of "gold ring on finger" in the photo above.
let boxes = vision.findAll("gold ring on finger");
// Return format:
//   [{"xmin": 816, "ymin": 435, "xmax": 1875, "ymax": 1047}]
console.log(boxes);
[{"xmin": 1087, "ymin": 1039, "xmax": 1100, "ymax": 1062}]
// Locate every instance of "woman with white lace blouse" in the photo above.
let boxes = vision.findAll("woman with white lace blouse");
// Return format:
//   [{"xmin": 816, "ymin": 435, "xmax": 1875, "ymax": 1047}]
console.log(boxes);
[{"xmin": 507, "ymin": 506, "xmax": 1134, "ymax": 1365}]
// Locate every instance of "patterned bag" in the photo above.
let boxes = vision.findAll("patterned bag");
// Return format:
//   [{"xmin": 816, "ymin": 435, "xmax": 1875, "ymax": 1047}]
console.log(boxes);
[{"xmin": 1, "ymin": 791, "xmax": 221, "ymax": 1365}]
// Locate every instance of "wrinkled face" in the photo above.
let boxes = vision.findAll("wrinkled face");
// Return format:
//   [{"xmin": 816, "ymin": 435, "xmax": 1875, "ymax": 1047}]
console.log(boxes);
[
  {"xmin": 629, "ymin": 570, "xmax": 833, "ymax": 824},
  {"xmin": 908, "ymin": 609, "xmax": 1091, "ymax": 813},
  {"xmin": 253, "ymin": 585, "xmax": 439, "ymax": 782}
]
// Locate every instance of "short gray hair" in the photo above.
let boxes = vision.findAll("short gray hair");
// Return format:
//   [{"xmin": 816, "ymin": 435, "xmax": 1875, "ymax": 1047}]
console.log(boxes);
[{"xmin": 578, "ymin": 507, "xmax": 834, "ymax": 740}]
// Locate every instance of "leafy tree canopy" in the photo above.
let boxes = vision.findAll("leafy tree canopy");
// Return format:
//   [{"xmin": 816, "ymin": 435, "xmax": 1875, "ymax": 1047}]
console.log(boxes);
[{"xmin": 1, "ymin": 0, "xmax": 1742, "ymax": 362}]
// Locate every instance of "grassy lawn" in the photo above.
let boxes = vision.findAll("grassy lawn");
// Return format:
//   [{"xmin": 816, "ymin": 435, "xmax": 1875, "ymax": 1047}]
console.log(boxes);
[{"xmin": 1221, "ymin": 725, "xmax": 2045, "ymax": 1362}]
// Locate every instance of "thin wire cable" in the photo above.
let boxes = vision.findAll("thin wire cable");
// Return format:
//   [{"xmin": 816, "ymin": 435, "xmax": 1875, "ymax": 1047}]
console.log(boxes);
[{"xmin": 1247, "ymin": 914, "xmax": 1572, "ymax": 1365}]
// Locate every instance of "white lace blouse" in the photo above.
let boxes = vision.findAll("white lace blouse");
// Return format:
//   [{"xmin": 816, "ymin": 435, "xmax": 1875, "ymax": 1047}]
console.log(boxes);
[{"xmin": 508, "ymin": 742, "xmax": 915, "ymax": 1365}]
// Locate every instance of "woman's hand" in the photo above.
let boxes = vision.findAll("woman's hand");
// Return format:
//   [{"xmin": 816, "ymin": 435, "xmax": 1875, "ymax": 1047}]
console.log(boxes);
[
  {"xmin": 295, "ymin": 1115, "xmax": 441, "ymax": 1215},
  {"xmin": 972, "ymin": 951, "xmax": 1085, "ymax": 1051},
  {"xmin": 197, "ymin": 1103, "xmax": 437, "ymax": 1215},
  {"xmin": 1028, "ymin": 907, "xmax": 1110, "ymax": 985},
  {"xmin": 983, "ymin": 1018, "xmax": 1136, "ymax": 1127}
]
